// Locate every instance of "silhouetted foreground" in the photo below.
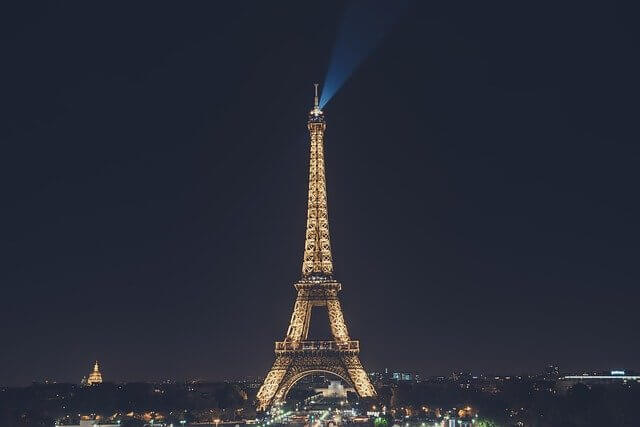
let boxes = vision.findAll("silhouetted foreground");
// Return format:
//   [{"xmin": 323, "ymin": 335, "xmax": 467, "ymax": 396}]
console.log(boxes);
[
  {"xmin": 1, "ymin": 378, "xmax": 639, "ymax": 426},
  {"xmin": 0, "ymin": 382, "xmax": 249, "ymax": 426},
  {"xmin": 375, "ymin": 378, "xmax": 640, "ymax": 427}
]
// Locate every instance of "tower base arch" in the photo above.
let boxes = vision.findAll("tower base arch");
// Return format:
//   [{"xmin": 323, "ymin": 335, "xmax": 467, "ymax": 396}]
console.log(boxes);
[{"xmin": 257, "ymin": 352, "xmax": 375, "ymax": 411}]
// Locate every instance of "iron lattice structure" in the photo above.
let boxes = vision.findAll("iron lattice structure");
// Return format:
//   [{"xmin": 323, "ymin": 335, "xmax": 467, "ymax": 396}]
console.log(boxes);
[{"xmin": 256, "ymin": 86, "xmax": 376, "ymax": 411}]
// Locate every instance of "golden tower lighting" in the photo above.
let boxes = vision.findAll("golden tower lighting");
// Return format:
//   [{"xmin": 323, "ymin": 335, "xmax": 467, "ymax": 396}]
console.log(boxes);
[
  {"xmin": 87, "ymin": 360, "xmax": 103, "ymax": 385},
  {"xmin": 256, "ymin": 85, "xmax": 376, "ymax": 411}
]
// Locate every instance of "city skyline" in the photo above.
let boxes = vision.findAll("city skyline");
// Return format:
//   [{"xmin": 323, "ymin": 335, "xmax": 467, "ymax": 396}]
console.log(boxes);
[
  {"xmin": 2, "ymin": 1, "xmax": 639, "ymax": 387},
  {"xmin": 26, "ymin": 360, "xmax": 640, "ymax": 386}
]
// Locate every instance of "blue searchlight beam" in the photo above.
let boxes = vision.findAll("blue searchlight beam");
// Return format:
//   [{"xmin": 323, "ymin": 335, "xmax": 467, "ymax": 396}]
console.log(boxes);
[{"xmin": 320, "ymin": 0, "xmax": 410, "ymax": 108}]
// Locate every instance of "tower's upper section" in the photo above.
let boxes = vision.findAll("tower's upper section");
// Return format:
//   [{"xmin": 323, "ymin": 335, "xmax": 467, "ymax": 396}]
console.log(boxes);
[
  {"xmin": 308, "ymin": 83, "xmax": 325, "ymax": 125},
  {"xmin": 302, "ymin": 84, "xmax": 333, "ymax": 278}
]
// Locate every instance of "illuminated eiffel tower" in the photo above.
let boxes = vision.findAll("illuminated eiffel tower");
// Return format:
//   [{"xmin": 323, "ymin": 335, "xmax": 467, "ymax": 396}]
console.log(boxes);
[{"xmin": 256, "ymin": 85, "xmax": 376, "ymax": 411}]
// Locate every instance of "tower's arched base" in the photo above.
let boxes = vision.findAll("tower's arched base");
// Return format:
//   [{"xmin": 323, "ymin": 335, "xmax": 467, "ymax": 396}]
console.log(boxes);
[{"xmin": 257, "ymin": 352, "xmax": 375, "ymax": 411}]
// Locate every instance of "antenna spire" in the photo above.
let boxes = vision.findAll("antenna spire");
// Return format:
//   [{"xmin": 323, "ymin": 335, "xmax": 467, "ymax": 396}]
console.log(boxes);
[{"xmin": 314, "ymin": 83, "xmax": 319, "ymax": 108}]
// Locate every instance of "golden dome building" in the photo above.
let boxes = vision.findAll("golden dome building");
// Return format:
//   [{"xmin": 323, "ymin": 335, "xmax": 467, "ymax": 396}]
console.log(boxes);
[{"xmin": 86, "ymin": 361, "xmax": 103, "ymax": 385}]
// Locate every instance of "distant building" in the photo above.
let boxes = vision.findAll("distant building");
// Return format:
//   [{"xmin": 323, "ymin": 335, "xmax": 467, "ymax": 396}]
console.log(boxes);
[
  {"xmin": 314, "ymin": 380, "xmax": 354, "ymax": 398},
  {"xmin": 86, "ymin": 361, "xmax": 103, "ymax": 385},
  {"xmin": 56, "ymin": 418, "xmax": 118, "ymax": 427},
  {"xmin": 391, "ymin": 372, "xmax": 413, "ymax": 381},
  {"xmin": 558, "ymin": 370, "xmax": 640, "ymax": 392}
]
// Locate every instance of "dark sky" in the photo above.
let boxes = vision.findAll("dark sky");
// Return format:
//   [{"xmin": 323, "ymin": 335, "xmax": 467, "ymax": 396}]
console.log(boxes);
[{"xmin": 1, "ymin": 1, "xmax": 639, "ymax": 386}]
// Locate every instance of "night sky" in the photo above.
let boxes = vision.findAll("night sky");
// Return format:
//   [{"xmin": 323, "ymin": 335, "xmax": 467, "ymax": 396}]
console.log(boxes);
[{"xmin": 1, "ymin": 2, "xmax": 639, "ymax": 386}]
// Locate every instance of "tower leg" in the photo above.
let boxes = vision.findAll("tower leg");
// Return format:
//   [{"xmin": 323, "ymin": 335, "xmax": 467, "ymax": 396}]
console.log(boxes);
[
  {"xmin": 256, "ymin": 353, "xmax": 376, "ymax": 411},
  {"xmin": 285, "ymin": 298, "xmax": 311, "ymax": 342},
  {"xmin": 327, "ymin": 299, "xmax": 350, "ymax": 342},
  {"xmin": 342, "ymin": 355, "xmax": 377, "ymax": 397},
  {"xmin": 256, "ymin": 356, "xmax": 292, "ymax": 411}
]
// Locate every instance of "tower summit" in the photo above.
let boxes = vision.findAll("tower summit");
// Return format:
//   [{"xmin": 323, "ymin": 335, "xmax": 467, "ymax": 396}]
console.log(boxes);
[
  {"xmin": 310, "ymin": 83, "xmax": 322, "ymax": 117},
  {"xmin": 256, "ymin": 85, "xmax": 376, "ymax": 411}
]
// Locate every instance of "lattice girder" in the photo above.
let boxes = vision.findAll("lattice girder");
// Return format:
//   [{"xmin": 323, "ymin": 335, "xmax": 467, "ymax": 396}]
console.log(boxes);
[
  {"xmin": 256, "ymin": 91, "xmax": 376, "ymax": 412},
  {"xmin": 327, "ymin": 299, "xmax": 350, "ymax": 343},
  {"xmin": 256, "ymin": 278, "xmax": 376, "ymax": 411},
  {"xmin": 303, "ymin": 119, "xmax": 333, "ymax": 277},
  {"xmin": 285, "ymin": 299, "xmax": 311, "ymax": 342}
]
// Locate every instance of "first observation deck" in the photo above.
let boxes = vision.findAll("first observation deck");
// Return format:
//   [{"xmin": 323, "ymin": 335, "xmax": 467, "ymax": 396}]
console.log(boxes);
[{"xmin": 275, "ymin": 340, "xmax": 360, "ymax": 354}]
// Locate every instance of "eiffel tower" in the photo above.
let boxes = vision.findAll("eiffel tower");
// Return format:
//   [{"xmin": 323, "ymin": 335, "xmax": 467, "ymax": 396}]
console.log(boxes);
[{"xmin": 256, "ymin": 85, "xmax": 376, "ymax": 411}]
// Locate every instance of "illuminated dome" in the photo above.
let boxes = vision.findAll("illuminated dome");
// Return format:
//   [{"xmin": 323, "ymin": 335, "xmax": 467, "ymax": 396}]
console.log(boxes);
[{"xmin": 87, "ymin": 361, "xmax": 103, "ymax": 385}]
